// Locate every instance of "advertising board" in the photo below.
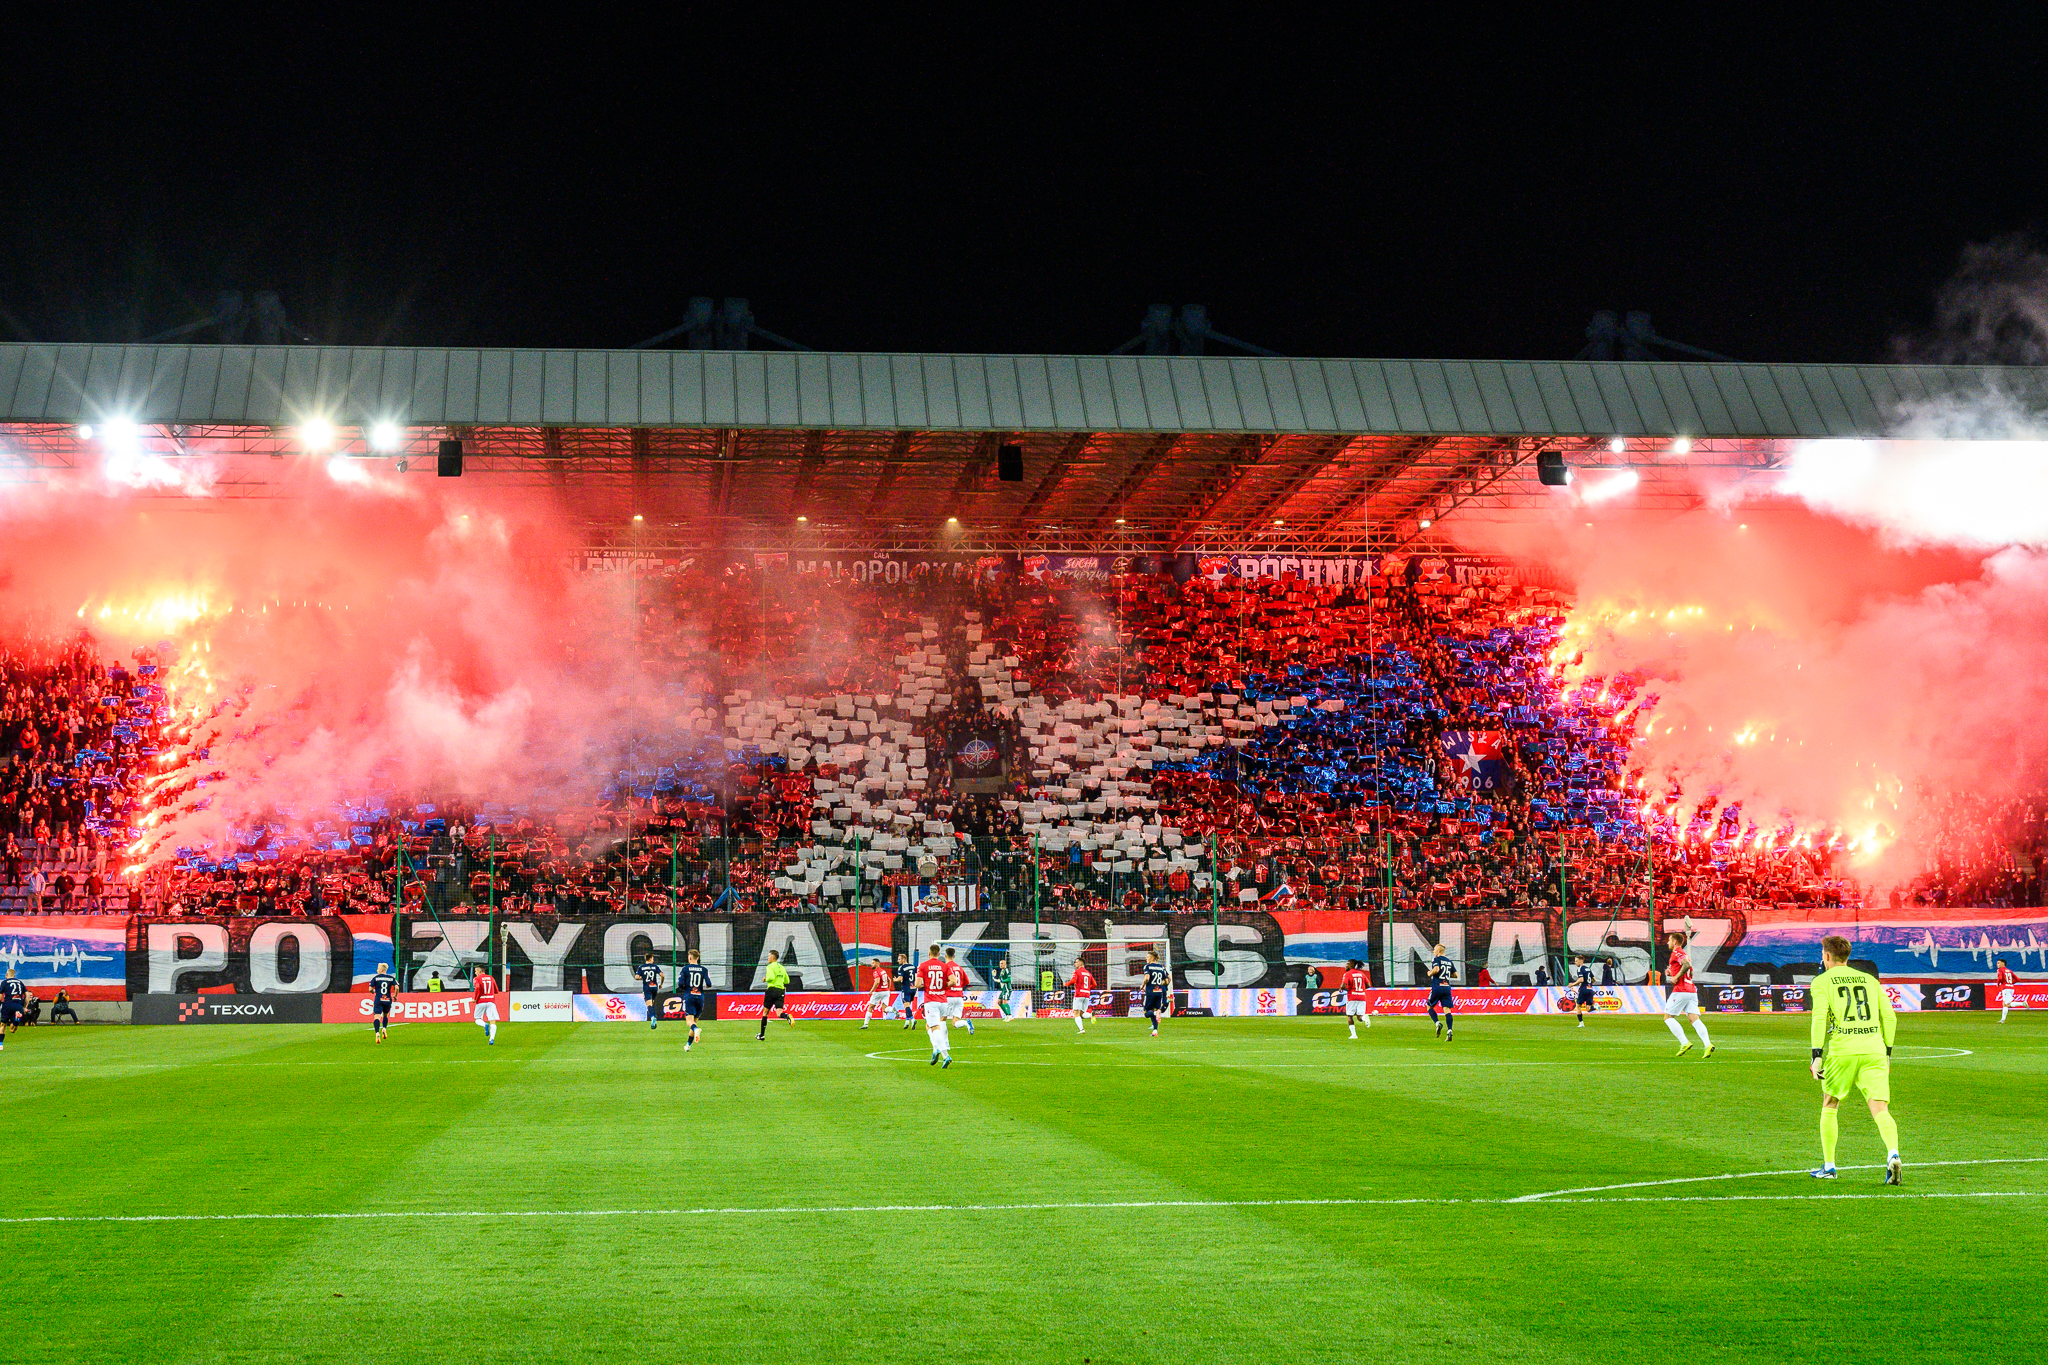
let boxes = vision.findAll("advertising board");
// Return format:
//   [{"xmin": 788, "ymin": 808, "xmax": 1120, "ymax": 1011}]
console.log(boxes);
[
  {"xmin": 320, "ymin": 992, "xmax": 482, "ymax": 1024},
  {"xmin": 131, "ymin": 993, "xmax": 324, "ymax": 1024}
]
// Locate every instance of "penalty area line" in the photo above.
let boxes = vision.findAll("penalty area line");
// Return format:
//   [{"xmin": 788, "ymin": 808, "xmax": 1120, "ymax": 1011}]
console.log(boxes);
[{"xmin": 1512, "ymin": 1155, "xmax": 2048, "ymax": 1201}]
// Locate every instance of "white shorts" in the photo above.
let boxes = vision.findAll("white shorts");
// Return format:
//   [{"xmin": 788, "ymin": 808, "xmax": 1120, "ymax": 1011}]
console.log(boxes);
[
  {"xmin": 922, "ymin": 1000, "xmax": 947, "ymax": 1026},
  {"xmin": 943, "ymin": 998, "xmax": 965, "ymax": 1020},
  {"xmin": 474, "ymin": 1001, "xmax": 500, "ymax": 1025},
  {"xmin": 867, "ymin": 991, "xmax": 891, "ymax": 1007},
  {"xmin": 1345, "ymin": 998, "xmax": 1372, "ymax": 1017},
  {"xmin": 1074, "ymin": 992, "xmax": 1093, "ymax": 1013},
  {"xmin": 1664, "ymin": 991, "xmax": 1698, "ymax": 1016}
]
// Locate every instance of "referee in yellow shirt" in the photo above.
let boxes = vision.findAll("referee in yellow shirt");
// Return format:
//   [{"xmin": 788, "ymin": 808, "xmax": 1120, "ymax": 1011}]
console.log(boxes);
[
  {"xmin": 758, "ymin": 950, "xmax": 795, "ymax": 1040},
  {"xmin": 1809, "ymin": 934, "xmax": 1902, "ymax": 1184}
]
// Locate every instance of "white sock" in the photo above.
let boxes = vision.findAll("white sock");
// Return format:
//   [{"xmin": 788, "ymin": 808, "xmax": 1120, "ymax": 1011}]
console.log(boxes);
[
  {"xmin": 2001, "ymin": 1008, "xmax": 2009, "ymax": 1022},
  {"xmin": 1665, "ymin": 1017, "xmax": 1688, "ymax": 1044},
  {"xmin": 934, "ymin": 1020, "xmax": 950, "ymax": 1055},
  {"xmin": 1692, "ymin": 1018, "xmax": 1711, "ymax": 1046},
  {"xmin": 1363, "ymin": 1014, "xmax": 1371, "ymax": 1028},
  {"xmin": 1348, "ymin": 1023, "xmax": 1357, "ymax": 1037},
  {"xmin": 1075, "ymin": 1013, "xmax": 1085, "ymax": 1032},
  {"xmin": 926, "ymin": 1023, "xmax": 941, "ymax": 1053}
]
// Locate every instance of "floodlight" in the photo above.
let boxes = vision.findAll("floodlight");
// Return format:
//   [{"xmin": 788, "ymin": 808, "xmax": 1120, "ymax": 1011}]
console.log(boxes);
[
  {"xmin": 369, "ymin": 421, "xmax": 403, "ymax": 452},
  {"xmin": 301, "ymin": 417, "xmax": 335, "ymax": 451}
]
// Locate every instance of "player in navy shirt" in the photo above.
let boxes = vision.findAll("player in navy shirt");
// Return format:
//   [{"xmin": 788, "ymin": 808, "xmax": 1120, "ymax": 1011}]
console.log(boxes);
[
  {"xmin": 1142, "ymin": 951, "xmax": 1171, "ymax": 1037},
  {"xmin": 369, "ymin": 963, "xmax": 398, "ymax": 1042},
  {"xmin": 0, "ymin": 967, "xmax": 27, "ymax": 1049},
  {"xmin": 1427, "ymin": 944, "xmax": 1457, "ymax": 1041},
  {"xmin": 1570, "ymin": 955, "xmax": 1597, "ymax": 1028},
  {"xmin": 680, "ymin": 948, "xmax": 711, "ymax": 1051},
  {"xmin": 635, "ymin": 952, "xmax": 665, "ymax": 1032},
  {"xmin": 895, "ymin": 956, "xmax": 919, "ymax": 1031}
]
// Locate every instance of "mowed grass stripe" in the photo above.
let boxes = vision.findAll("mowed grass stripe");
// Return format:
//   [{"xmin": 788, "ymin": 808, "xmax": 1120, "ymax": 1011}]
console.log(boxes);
[
  {"xmin": 6, "ymin": 1023, "xmax": 577, "ymax": 1364},
  {"xmin": 143, "ymin": 1018, "xmax": 1594, "ymax": 1365}
]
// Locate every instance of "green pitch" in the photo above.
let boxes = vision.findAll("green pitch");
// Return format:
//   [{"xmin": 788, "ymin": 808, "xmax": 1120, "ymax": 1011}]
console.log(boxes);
[{"xmin": 6, "ymin": 1012, "xmax": 2045, "ymax": 1363}]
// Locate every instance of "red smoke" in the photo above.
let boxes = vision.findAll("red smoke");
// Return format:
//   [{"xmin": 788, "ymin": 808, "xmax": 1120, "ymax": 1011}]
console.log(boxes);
[
  {"xmin": 0, "ymin": 452, "xmax": 656, "ymax": 864},
  {"xmin": 1464, "ymin": 462, "xmax": 2048, "ymax": 882}
]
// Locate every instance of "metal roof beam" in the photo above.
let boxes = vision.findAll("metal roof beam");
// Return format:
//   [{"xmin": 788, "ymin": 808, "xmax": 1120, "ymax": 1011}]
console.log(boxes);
[
  {"xmin": 1232, "ymin": 435, "xmax": 1355, "ymax": 534},
  {"xmin": 947, "ymin": 432, "xmax": 1001, "ymax": 510},
  {"xmin": 1010, "ymin": 431, "xmax": 1092, "ymax": 531},
  {"xmin": 788, "ymin": 429, "xmax": 827, "ymax": 519},
  {"xmin": 860, "ymin": 430, "xmax": 917, "ymax": 528},
  {"xmin": 1162, "ymin": 436, "xmax": 1282, "ymax": 550},
  {"xmin": 710, "ymin": 429, "xmax": 740, "ymax": 517},
  {"xmin": 1298, "ymin": 436, "xmax": 1441, "ymax": 541},
  {"xmin": 1369, "ymin": 438, "xmax": 1524, "ymax": 539},
  {"xmin": 1084, "ymin": 432, "xmax": 1179, "ymax": 537}
]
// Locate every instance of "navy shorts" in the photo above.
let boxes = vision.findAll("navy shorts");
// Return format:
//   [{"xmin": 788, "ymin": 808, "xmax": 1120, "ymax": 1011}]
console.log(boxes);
[
  {"xmin": 684, "ymin": 994, "xmax": 704, "ymax": 1018},
  {"xmin": 0, "ymin": 1003, "xmax": 21, "ymax": 1025},
  {"xmin": 1427, "ymin": 983, "xmax": 1456, "ymax": 1009},
  {"xmin": 1575, "ymin": 987, "xmax": 1595, "ymax": 1008},
  {"xmin": 1144, "ymin": 991, "xmax": 1167, "ymax": 1013},
  {"xmin": 372, "ymin": 1000, "xmax": 392, "ymax": 1018}
]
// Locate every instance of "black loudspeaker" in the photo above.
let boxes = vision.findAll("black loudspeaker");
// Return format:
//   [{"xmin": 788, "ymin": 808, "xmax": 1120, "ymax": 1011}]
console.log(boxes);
[
  {"xmin": 1172, "ymin": 552, "xmax": 1199, "ymax": 583},
  {"xmin": 438, "ymin": 439, "xmax": 463, "ymax": 477},
  {"xmin": 1536, "ymin": 449, "xmax": 1570, "ymax": 486},
  {"xmin": 997, "ymin": 443, "xmax": 1024, "ymax": 482}
]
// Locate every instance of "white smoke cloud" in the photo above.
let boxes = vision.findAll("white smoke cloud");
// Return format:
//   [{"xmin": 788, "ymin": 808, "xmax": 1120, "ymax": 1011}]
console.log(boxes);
[{"xmin": 1776, "ymin": 436, "xmax": 2048, "ymax": 550}]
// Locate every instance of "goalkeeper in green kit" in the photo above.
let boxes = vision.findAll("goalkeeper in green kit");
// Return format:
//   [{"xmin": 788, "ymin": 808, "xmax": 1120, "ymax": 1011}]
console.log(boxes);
[
  {"xmin": 993, "ymin": 957, "xmax": 1014, "ymax": 1021},
  {"xmin": 1808, "ymin": 935, "xmax": 1902, "ymax": 1185}
]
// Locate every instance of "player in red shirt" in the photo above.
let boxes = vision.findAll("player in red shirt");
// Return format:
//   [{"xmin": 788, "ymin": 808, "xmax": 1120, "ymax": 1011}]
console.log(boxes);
[
  {"xmin": 471, "ymin": 968, "xmax": 500, "ymax": 1045},
  {"xmin": 916, "ymin": 944, "xmax": 954, "ymax": 1067},
  {"xmin": 1995, "ymin": 958, "xmax": 2019, "ymax": 1022},
  {"xmin": 1340, "ymin": 959, "xmax": 1373, "ymax": 1038},
  {"xmin": 943, "ymin": 947, "xmax": 976, "ymax": 1037},
  {"xmin": 1070, "ymin": 959, "xmax": 1096, "ymax": 1035},
  {"xmin": 1661, "ymin": 930, "xmax": 1712, "ymax": 1058},
  {"xmin": 861, "ymin": 959, "xmax": 896, "ymax": 1030}
]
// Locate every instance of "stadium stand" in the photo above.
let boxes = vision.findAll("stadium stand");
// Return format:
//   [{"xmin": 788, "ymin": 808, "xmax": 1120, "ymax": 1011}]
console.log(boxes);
[{"xmin": 2, "ymin": 564, "xmax": 2041, "ymax": 919}]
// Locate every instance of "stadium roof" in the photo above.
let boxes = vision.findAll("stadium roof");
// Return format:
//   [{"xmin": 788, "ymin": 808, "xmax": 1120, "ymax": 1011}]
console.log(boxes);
[{"xmin": 1, "ymin": 342, "xmax": 2039, "ymax": 553}]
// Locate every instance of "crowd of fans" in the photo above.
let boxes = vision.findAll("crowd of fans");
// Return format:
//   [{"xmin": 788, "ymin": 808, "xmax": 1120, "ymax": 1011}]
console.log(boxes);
[{"xmin": 2, "ymin": 558, "xmax": 2042, "ymax": 919}]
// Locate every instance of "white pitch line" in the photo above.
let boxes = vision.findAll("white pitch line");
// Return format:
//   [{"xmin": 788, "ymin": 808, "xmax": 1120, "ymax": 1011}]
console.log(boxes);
[
  {"xmin": 1511, "ymin": 1155, "xmax": 2048, "ymax": 1201},
  {"xmin": 7, "ymin": 1169, "xmax": 2047, "ymax": 1226},
  {"xmin": 856, "ymin": 1055, "xmax": 1974, "ymax": 1072}
]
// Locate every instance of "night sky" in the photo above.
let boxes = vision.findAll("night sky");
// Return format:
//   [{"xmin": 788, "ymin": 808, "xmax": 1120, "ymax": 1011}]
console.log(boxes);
[{"xmin": 5, "ymin": 16, "xmax": 2043, "ymax": 363}]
